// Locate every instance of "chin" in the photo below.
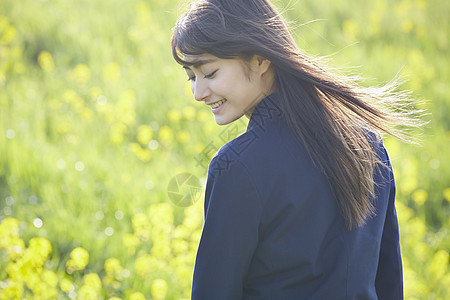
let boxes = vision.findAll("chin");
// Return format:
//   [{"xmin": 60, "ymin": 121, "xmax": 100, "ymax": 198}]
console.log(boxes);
[
  {"xmin": 214, "ymin": 114, "xmax": 242, "ymax": 126},
  {"xmin": 214, "ymin": 117, "xmax": 232, "ymax": 126}
]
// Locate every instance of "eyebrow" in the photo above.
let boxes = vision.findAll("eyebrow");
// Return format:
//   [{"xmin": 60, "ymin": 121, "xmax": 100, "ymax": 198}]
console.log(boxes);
[{"xmin": 182, "ymin": 58, "xmax": 217, "ymax": 69}]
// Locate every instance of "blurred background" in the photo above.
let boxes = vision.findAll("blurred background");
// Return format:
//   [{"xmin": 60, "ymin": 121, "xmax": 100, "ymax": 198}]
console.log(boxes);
[{"xmin": 0, "ymin": 0, "xmax": 448, "ymax": 299}]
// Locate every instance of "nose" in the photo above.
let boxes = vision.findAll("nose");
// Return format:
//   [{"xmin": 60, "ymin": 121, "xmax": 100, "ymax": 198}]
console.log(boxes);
[{"xmin": 193, "ymin": 79, "xmax": 211, "ymax": 102}]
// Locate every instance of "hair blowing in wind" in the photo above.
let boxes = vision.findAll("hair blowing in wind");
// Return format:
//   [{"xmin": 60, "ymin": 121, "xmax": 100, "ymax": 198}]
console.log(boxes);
[{"xmin": 171, "ymin": 0, "xmax": 425, "ymax": 229}]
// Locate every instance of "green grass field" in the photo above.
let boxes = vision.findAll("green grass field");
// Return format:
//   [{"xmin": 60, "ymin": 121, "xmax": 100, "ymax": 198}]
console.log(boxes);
[{"xmin": 0, "ymin": 0, "xmax": 449, "ymax": 299}]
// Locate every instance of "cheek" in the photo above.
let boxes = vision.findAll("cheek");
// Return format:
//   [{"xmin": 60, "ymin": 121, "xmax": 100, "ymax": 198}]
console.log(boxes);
[{"xmin": 212, "ymin": 75, "xmax": 242, "ymax": 95}]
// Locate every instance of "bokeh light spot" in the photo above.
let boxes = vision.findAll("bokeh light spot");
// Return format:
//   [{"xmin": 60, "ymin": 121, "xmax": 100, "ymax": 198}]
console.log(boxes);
[
  {"xmin": 95, "ymin": 210, "xmax": 104, "ymax": 220},
  {"xmin": 148, "ymin": 140, "xmax": 159, "ymax": 150},
  {"xmin": 5, "ymin": 196, "xmax": 14, "ymax": 206},
  {"xmin": 6, "ymin": 129, "xmax": 15, "ymax": 139},
  {"xmin": 105, "ymin": 227, "xmax": 114, "ymax": 236},
  {"xmin": 97, "ymin": 95, "xmax": 107, "ymax": 105},
  {"xmin": 115, "ymin": 210, "xmax": 124, "ymax": 220},
  {"xmin": 33, "ymin": 218, "xmax": 43, "ymax": 228},
  {"xmin": 75, "ymin": 161, "xmax": 85, "ymax": 171}
]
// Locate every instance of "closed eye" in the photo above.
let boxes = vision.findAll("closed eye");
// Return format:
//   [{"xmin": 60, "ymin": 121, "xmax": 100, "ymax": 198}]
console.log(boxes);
[
  {"xmin": 186, "ymin": 70, "xmax": 217, "ymax": 82},
  {"xmin": 204, "ymin": 70, "xmax": 218, "ymax": 79}
]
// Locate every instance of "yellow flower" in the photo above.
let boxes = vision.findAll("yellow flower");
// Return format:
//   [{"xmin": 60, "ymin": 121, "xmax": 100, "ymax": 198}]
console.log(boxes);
[
  {"xmin": 29, "ymin": 237, "xmax": 52, "ymax": 257},
  {"xmin": 104, "ymin": 258, "xmax": 123, "ymax": 279},
  {"xmin": 176, "ymin": 130, "xmax": 190, "ymax": 144},
  {"xmin": 0, "ymin": 219, "xmax": 25, "ymax": 261},
  {"xmin": 172, "ymin": 239, "xmax": 189, "ymax": 255},
  {"xmin": 403, "ymin": 265, "xmax": 427, "ymax": 297},
  {"xmin": 110, "ymin": 122, "xmax": 127, "ymax": 144},
  {"xmin": 342, "ymin": 19, "xmax": 360, "ymax": 42},
  {"xmin": 134, "ymin": 254, "xmax": 153, "ymax": 278},
  {"xmin": 77, "ymin": 285, "xmax": 99, "ymax": 300},
  {"xmin": 428, "ymin": 250, "xmax": 449, "ymax": 280},
  {"xmin": 3, "ymin": 238, "xmax": 25, "ymax": 261},
  {"xmin": 83, "ymin": 273, "xmax": 102, "ymax": 291},
  {"xmin": 129, "ymin": 142, "xmax": 142, "ymax": 154},
  {"xmin": 183, "ymin": 205, "xmax": 203, "ymax": 230},
  {"xmin": 38, "ymin": 51, "xmax": 55, "ymax": 72},
  {"xmin": 66, "ymin": 247, "xmax": 89, "ymax": 273},
  {"xmin": 62, "ymin": 89, "xmax": 84, "ymax": 110},
  {"xmin": 123, "ymin": 233, "xmax": 140, "ymax": 254},
  {"xmin": 148, "ymin": 203, "xmax": 174, "ymax": 227},
  {"xmin": 21, "ymin": 268, "xmax": 40, "ymax": 291},
  {"xmin": 0, "ymin": 278, "xmax": 23, "ymax": 300},
  {"xmin": 409, "ymin": 218, "xmax": 427, "ymax": 239},
  {"xmin": 159, "ymin": 126, "xmax": 173, "ymax": 143},
  {"xmin": 173, "ymin": 225, "xmax": 189, "ymax": 240},
  {"xmin": 443, "ymin": 188, "xmax": 450, "ymax": 202},
  {"xmin": 132, "ymin": 213, "xmax": 150, "ymax": 241},
  {"xmin": 183, "ymin": 106, "xmax": 196, "ymax": 120},
  {"xmin": 412, "ymin": 189, "xmax": 427, "ymax": 205},
  {"xmin": 1, "ymin": 24, "xmax": 17, "ymax": 45},
  {"xmin": 60, "ymin": 277, "xmax": 74, "ymax": 293},
  {"xmin": 0, "ymin": 217, "xmax": 20, "ymax": 239},
  {"xmin": 69, "ymin": 63, "xmax": 91, "ymax": 85},
  {"xmin": 26, "ymin": 237, "xmax": 52, "ymax": 268},
  {"xmin": 129, "ymin": 142, "xmax": 151, "ymax": 161},
  {"xmin": 117, "ymin": 90, "xmax": 136, "ymax": 126},
  {"xmin": 103, "ymin": 62, "xmax": 121, "ymax": 82},
  {"xmin": 412, "ymin": 241, "xmax": 429, "ymax": 262},
  {"xmin": 130, "ymin": 291, "xmax": 146, "ymax": 300},
  {"xmin": 137, "ymin": 125, "xmax": 153, "ymax": 145},
  {"xmin": 151, "ymin": 279, "xmax": 168, "ymax": 299},
  {"xmin": 403, "ymin": 180, "xmax": 418, "ymax": 196},
  {"xmin": 42, "ymin": 269, "xmax": 58, "ymax": 287},
  {"xmin": 168, "ymin": 109, "xmax": 182, "ymax": 123}
]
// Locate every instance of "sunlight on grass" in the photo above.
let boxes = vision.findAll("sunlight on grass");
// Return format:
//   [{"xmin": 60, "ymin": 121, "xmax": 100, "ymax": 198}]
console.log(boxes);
[{"xmin": 0, "ymin": 0, "xmax": 449, "ymax": 298}]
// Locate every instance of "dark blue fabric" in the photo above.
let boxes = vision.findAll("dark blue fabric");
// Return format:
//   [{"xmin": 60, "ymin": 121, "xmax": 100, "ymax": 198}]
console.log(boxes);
[{"xmin": 191, "ymin": 94, "xmax": 403, "ymax": 300}]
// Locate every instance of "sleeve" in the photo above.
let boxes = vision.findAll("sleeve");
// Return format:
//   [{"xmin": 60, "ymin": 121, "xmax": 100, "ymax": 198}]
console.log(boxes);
[
  {"xmin": 375, "ymin": 147, "xmax": 404, "ymax": 299},
  {"xmin": 191, "ymin": 153, "xmax": 263, "ymax": 300}
]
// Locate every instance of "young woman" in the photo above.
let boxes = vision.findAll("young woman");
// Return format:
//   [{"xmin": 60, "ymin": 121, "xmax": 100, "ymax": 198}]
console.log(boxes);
[{"xmin": 171, "ymin": 0, "xmax": 421, "ymax": 299}]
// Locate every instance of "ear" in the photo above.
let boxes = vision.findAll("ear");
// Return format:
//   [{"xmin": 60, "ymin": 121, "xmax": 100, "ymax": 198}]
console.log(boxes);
[{"xmin": 254, "ymin": 55, "xmax": 272, "ymax": 75}]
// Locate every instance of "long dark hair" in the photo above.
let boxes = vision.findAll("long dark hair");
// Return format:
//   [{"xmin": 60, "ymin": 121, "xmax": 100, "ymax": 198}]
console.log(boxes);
[{"xmin": 171, "ymin": 0, "xmax": 423, "ymax": 229}]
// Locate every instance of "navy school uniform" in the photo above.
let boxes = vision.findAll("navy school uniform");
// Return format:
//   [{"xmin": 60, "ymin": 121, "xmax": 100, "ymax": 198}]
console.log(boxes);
[{"xmin": 191, "ymin": 94, "xmax": 403, "ymax": 299}]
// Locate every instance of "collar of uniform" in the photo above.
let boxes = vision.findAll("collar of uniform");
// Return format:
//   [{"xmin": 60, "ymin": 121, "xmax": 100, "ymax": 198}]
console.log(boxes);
[{"xmin": 247, "ymin": 93, "xmax": 283, "ymax": 131}]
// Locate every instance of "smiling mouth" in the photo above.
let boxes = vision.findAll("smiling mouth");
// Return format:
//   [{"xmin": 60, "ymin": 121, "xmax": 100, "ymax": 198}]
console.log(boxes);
[{"xmin": 208, "ymin": 99, "xmax": 226, "ymax": 109}]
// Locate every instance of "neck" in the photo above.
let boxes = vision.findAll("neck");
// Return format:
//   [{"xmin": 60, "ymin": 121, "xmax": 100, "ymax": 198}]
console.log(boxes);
[{"xmin": 246, "ymin": 65, "xmax": 276, "ymax": 119}]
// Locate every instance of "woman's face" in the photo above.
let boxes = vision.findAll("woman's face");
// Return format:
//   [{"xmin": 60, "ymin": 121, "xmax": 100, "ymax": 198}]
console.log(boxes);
[{"xmin": 182, "ymin": 53, "xmax": 273, "ymax": 125}]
